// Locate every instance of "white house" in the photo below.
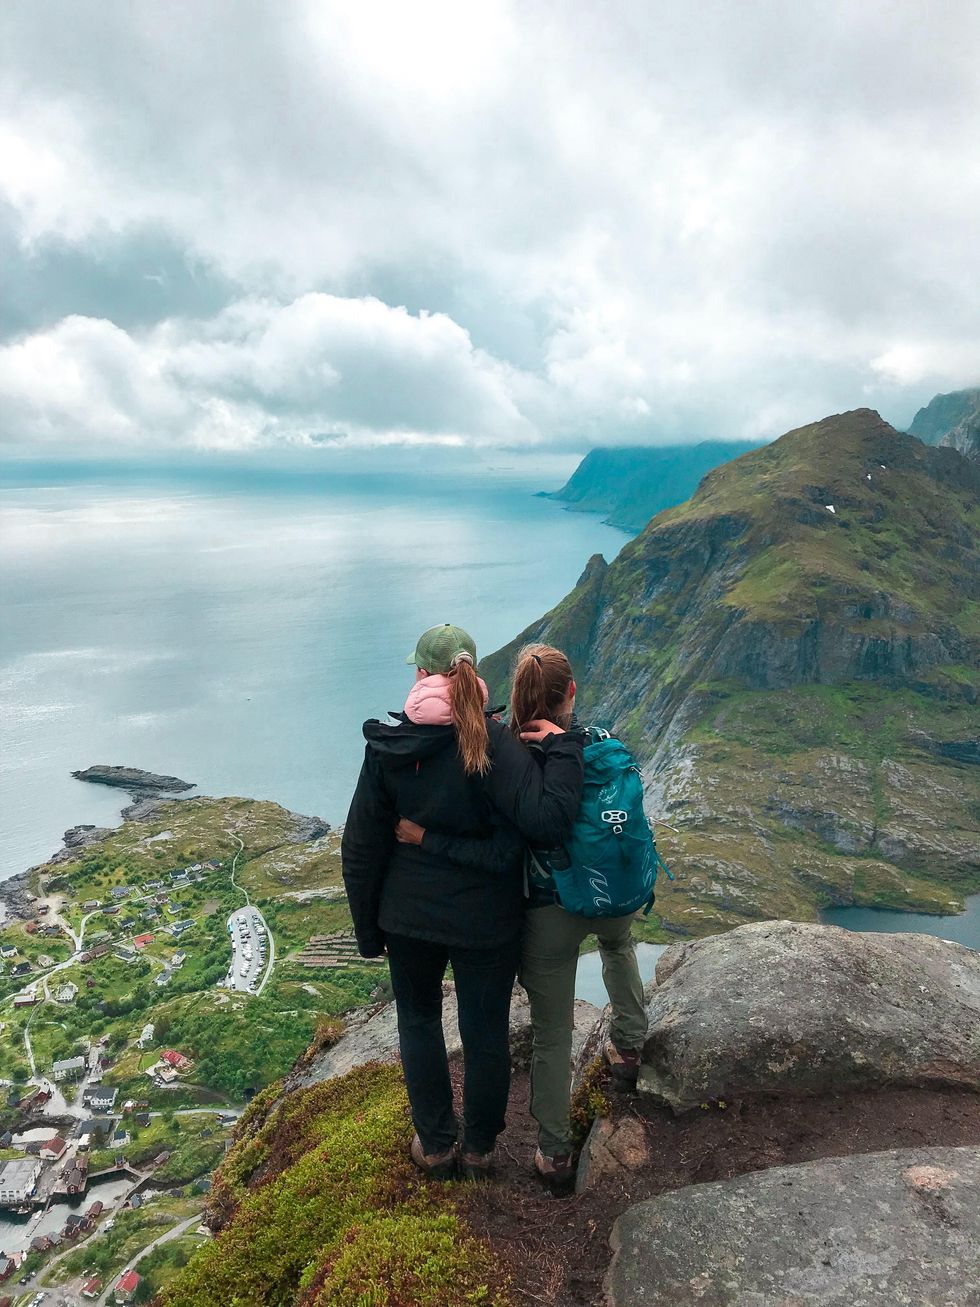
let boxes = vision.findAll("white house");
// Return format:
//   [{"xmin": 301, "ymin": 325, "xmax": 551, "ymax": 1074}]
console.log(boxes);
[
  {"xmin": 0, "ymin": 1157, "xmax": 42, "ymax": 1204},
  {"xmin": 56, "ymin": 981, "xmax": 79, "ymax": 1004},
  {"xmin": 52, "ymin": 1055, "xmax": 87, "ymax": 1082},
  {"xmin": 137, "ymin": 1022, "xmax": 155, "ymax": 1048}
]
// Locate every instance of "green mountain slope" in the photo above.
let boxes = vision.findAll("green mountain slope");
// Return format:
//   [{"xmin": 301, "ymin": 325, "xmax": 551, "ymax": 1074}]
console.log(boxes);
[
  {"xmin": 483, "ymin": 410, "xmax": 980, "ymax": 938},
  {"xmin": 544, "ymin": 440, "xmax": 763, "ymax": 531}
]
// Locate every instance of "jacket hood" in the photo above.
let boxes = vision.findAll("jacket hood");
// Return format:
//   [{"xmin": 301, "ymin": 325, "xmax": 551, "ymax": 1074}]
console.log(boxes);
[{"xmin": 362, "ymin": 714, "xmax": 459, "ymax": 768}]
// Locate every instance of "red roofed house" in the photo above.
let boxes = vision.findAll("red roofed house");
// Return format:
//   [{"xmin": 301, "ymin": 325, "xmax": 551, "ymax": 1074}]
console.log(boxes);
[
  {"xmin": 40, "ymin": 1135, "xmax": 68, "ymax": 1159},
  {"xmin": 115, "ymin": 1268, "xmax": 140, "ymax": 1303},
  {"xmin": 133, "ymin": 933, "xmax": 154, "ymax": 949},
  {"xmin": 81, "ymin": 1277, "xmax": 102, "ymax": 1299},
  {"xmin": 160, "ymin": 1049, "xmax": 192, "ymax": 1071}
]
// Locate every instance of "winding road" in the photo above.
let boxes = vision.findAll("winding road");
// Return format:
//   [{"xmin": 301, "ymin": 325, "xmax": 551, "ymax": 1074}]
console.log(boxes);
[{"xmin": 92, "ymin": 1210, "xmax": 205, "ymax": 1306}]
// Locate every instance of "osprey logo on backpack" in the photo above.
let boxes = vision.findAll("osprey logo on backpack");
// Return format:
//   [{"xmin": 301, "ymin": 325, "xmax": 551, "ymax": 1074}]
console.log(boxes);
[{"xmin": 530, "ymin": 728, "xmax": 673, "ymax": 919}]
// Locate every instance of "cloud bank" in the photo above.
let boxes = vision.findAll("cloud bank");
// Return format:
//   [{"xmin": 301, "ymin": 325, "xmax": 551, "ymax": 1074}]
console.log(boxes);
[{"xmin": 1, "ymin": 0, "xmax": 978, "ymax": 454}]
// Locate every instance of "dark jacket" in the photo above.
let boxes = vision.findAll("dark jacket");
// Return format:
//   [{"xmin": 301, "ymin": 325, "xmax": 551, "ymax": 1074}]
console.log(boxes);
[{"xmin": 342, "ymin": 714, "xmax": 584, "ymax": 954}]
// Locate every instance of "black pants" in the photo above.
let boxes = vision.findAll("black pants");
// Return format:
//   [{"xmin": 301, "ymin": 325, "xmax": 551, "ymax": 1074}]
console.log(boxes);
[{"xmin": 385, "ymin": 932, "xmax": 521, "ymax": 1155}]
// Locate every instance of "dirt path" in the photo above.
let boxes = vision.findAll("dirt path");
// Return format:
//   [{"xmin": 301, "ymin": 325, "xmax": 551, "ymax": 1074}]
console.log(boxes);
[{"xmin": 457, "ymin": 1070, "xmax": 980, "ymax": 1307}]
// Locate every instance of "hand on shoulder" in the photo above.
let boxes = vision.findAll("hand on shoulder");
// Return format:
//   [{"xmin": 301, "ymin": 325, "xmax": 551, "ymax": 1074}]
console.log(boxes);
[{"xmin": 518, "ymin": 719, "xmax": 566, "ymax": 742}]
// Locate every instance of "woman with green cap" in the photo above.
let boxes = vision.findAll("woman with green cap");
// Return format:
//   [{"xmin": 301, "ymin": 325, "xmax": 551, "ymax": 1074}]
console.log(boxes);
[{"xmin": 342, "ymin": 622, "xmax": 584, "ymax": 1181}]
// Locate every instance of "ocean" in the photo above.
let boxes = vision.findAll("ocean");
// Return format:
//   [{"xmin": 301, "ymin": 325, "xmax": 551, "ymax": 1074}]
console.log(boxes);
[{"xmin": 0, "ymin": 457, "xmax": 627, "ymax": 881}]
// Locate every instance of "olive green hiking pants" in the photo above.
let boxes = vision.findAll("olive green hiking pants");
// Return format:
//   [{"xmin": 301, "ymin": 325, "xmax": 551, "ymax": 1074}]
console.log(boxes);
[{"xmin": 519, "ymin": 902, "xmax": 648, "ymax": 1156}]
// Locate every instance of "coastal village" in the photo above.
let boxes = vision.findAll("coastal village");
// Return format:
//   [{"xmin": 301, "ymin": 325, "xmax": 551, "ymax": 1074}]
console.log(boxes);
[{"xmin": 0, "ymin": 783, "xmax": 382, "ymax": 1305}]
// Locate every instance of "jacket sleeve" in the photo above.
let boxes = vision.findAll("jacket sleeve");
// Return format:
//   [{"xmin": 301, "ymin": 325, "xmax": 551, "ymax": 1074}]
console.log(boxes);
[
  {"xmin": 484, "ymin": 725, "xmax": 584, "ymax": 847},
  {"xmin": 341, "ymin": 746, "xmax": 395, "ymax": 957},
  {"xmin": 421, "ymin": 815, "xmax": 526, "ymax": 875}
]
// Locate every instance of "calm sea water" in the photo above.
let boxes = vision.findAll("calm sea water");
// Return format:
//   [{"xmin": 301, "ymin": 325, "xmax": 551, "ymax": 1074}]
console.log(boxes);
[
  {"xmin": 0, "ymin": 458, "xmax": 627, "ymax": 881},
  {"xmin": 822, "ymin": 897, "xmax": 980, "ymax": 950}
]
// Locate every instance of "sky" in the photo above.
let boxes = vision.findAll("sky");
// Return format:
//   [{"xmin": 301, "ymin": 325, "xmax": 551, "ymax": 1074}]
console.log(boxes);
[{"xmin": 1, "ymin": 0, "xmax": 978, "ymax": 460}]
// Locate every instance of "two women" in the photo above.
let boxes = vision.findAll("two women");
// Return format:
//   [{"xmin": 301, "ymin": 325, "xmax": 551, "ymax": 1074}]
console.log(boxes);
[
  {"xmin": 342, "ymin": 623, "xmax": 646, "ymax": 1190},
  {"xmin": 341, "ymin": 623, "xmax": 583, "ymax": 1180}
]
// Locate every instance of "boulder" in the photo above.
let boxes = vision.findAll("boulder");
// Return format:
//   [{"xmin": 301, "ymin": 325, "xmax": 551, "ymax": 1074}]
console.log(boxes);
[
  {"xmin": 606, "ymin": 1146, "xmax": 980, "ymax": 1306},
  {"xmin": 639, "ymin": 920, "xmax": 980, "ymax": 1110},
  {"xmin": 293, "ymin": 984, "xmax": 600, "ymax": 1088},
  {"xmin": 576, "ymin": 1116, "xmax": 654, "ymax": 1193}
]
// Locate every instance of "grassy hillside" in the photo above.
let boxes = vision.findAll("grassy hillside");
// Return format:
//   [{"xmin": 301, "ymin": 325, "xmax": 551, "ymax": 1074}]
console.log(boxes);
[{"xmin": 483, "ymin": 410, "xmax": 980, "ymax": 937}]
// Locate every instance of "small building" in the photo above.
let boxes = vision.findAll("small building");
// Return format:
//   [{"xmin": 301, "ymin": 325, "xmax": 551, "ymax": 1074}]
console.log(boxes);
[
  {"xmin": 81, "ymin": 1276, "xmax": 102, "ymax": 1298},
  {"xmin": 13, "ymin": 991, "xmax": 38, "ymax": 1008},
  {"xmin": 0, "ymin": 1258, "xmax": 13, "ymax": 1283},
  {"xmin": 153, "ymin": 1150, "xmax": 171, "ymax": 1166},
  {"xmin": 83, "ymin": 1085, "xmax": 118, "ymax": 1113},
  {"xmin": 171, "ymin": 951, "xmax": 188, "ymax": 967},
  {"xmin": 154, "ymin": 967, "xmax": 172, "ymax": 987},
  {"xmin": 52, "ymin": 1055, "xmax": 86, "ymax": 1082},
  {"xmin": 29, "ymin": 1235, "xmax": 54, "ymax": 1254},
  {"xmin": 110, "ymin": 886, "xmax": 130, "ymax": 899},
  {"xmin": 63, "ymin": 1155, "xmax": 89, "ymax": 1195},
  {"xmin": 40, "ymin": 1136, "xmax": 68, "ymax": 1160},
  {"xmin": 113, "ymin": 943, "xmax": 137, "ymax": 964},
  {"xmin": 55, "ymin": 980, "xmax": 79, "ymax": 1004},
  {"xmin": 135, "ymin": 1111, "xmax": 151, "ymax": 1127},
  {"xmin": 83, "ymin": 899, "xmax": 100, "ymax": 909},
  {"xmin": 86, "ymin": 1199, "xmax": 104, "ymax": 1218},
  {"xmin": 138, "ymin": 1022, "xmax": 155, "ymax": 1047},
  {"xmin": 11, "ymin": 961, "xmax": 31, "ymax": 977},
  {"xmin": 0, "ymin": 1131, "xmax": 10, "ymax": 1148},
  {"xmin": 133, "ymin": 933, "xmax": 154, "ymax": 950},
  {"xmin": 36, "ymin": 952, "xmax": 56, "ymax": 968},
  {"xmin": 160, "ymin": 1049, "xmax": 193, "ymax": 1072},
  {"xmin": 170, "ymin": 919, "xmax": 194, "ymax": 936},
  {"xmin": 0, "ymin": 944, "xmax": 16, "ymax": 958},
  {"xmin": 0, "ymin": 1157, "xmax": 42, "ymax": 1205}
]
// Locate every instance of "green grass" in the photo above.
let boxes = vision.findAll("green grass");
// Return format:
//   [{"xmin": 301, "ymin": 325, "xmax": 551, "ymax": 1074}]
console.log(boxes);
[{"xmin": 162, "ymin": 1063, "xmax": 508, "ymax": 1307}]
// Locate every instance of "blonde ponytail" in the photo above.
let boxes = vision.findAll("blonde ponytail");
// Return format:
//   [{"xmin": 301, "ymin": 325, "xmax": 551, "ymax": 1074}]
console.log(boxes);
[{"xmin": 449, "ymin": 656, "xmax": 490, "ymax": 775}]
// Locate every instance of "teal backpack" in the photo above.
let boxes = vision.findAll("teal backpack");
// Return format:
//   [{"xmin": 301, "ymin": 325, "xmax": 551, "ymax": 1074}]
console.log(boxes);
[{"xmin": 530, "ymin": 728, "xmax": 672, "ymax": 918}]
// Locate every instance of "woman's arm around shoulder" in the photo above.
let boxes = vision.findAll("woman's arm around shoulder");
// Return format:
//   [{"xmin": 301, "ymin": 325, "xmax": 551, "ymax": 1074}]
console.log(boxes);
[{"xmin": 483, "ymin": 719, "xmax": 584, "ymax": 848}]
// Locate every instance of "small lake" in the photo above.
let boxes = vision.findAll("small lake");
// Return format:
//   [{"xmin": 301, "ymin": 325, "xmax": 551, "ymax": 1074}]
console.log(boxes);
[
  {"xmin": 821, "ymin": 893, "xmax": 980, "ymax": 951},
  {"xmin": 574, "ymin": 941, "xmax": 667, "ymax": 1007}
]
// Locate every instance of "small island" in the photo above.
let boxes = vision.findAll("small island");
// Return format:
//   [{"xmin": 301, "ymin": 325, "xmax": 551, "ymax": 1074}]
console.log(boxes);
[{"xmin": 71, "ymin": 765, "xmax": 196, "ymax": 794}]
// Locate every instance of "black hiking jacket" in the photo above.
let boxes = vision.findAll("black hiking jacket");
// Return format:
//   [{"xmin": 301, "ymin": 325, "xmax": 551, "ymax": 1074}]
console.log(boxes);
[{"xmin": 341, "ymin": 714, "xmax": 584, "ymax": 954}]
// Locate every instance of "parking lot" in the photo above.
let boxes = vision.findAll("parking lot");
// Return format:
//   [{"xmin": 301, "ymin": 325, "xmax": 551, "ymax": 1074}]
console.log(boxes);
[{"xmin": 223, "ymin": 906, "xmax": 269, "ymax": 993}]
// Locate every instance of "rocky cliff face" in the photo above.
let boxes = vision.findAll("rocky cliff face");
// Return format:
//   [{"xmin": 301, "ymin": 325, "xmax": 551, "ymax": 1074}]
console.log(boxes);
[
  {"xmin": 909, "ymin": 386, "xmax": 980, "ymax": 462},
  {"xmin": 483, "ymin": 410, "xmax": 980, "ymax": 936}
]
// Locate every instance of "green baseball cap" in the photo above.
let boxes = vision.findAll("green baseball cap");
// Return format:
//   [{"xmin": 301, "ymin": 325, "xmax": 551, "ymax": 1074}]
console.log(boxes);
[{"xmin": 406, "ymin": 623, "xmax": 478, "ymax": 674}]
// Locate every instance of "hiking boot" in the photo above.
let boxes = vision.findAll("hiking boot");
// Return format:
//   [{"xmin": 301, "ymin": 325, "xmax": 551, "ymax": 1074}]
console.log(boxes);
[
  {"xmin": 534, "ymin": 1147, "xmax": 576, "ymax": 1196},
  {"xmin": 458, "ymin": 1147, "xmax": 494, "ymax": 1182},
  {"xmin": 410, "ymin": 1134, "xmax": 457, "ymax": 1181},
  {"xmin": 603, "ymin": 1042, "xmax": 642, "ymax": 1092}
]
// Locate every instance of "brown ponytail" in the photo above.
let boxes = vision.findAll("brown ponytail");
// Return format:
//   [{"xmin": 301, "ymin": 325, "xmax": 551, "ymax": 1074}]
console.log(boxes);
[
  {"xmin": 510, "ymin": 643, "xmax": 574, "ymax": 735},
  {"xmin": 449, "ymin": 656, "xmax": 490, "ymax": 775}
]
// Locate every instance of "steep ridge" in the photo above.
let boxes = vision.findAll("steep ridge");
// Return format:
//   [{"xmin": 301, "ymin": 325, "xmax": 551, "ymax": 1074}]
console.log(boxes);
[
  {"xmin": 543, "ymin": 439, "xmax": 762, "ymax": 531},
  {"xmin": 909, "ymin": 386, "xmax": 980, "ymax": 464},
  {"xmin": 482, "ymin": 410, "xmax": 980, "ymax": 937}
]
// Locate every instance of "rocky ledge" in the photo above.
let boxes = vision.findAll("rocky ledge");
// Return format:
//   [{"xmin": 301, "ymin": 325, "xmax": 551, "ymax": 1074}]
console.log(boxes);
[
  {"xmin": 630, "ymin": 919, "xmax": 980, "ymax": 1110},
  {"xmin": 71, "ymin": 763, "xmax": 196, "ymax": 793},
  {"xmin": 608, "ymin": 1146, "xmax": 980, "ymax": 1306}
]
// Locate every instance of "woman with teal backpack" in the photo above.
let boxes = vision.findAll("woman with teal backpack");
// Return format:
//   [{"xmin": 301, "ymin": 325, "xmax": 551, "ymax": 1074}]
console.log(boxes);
[{"xmin": 511, "ymin": 643, "xmax": 652, "ymax": 1193}]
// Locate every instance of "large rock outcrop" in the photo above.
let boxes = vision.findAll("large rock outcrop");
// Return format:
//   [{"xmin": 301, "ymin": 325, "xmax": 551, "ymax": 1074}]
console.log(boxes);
[
  {"xmin": 607, "ymin": 1145, "xmax": 980, "ymax": 1306},
  {"xmin": 637, "ymin": 920, "xmax": 980, "ymax": 1110}
]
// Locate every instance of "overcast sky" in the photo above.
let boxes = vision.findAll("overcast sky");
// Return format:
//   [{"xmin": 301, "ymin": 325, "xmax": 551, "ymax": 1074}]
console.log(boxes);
[{"xmin": 1, "ymin": 0, "xmax": 978, "ymax": 459}]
